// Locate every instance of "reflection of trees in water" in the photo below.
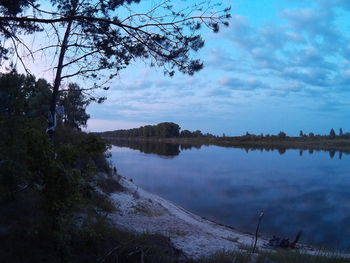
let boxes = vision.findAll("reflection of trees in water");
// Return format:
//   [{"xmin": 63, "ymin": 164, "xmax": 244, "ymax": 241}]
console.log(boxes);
[
  {"xmin": 241, "ymin": 145, "xmax": 349, "ymax": 159},
  {"xmin": 278, "ymin": 148, "xmax": 286, "ymax": 155},
  {"xmin": 111, "ymin": 140, "xmax": 181, "ymax": 156},
  {"xmin": 110, "ymin": 139, "xmax": 349, "ymax": 159},
  {"xmin": 180, "ymin": 144, "xmax": 201, "ymax": 150},
  {"xmin": 110, "ymin": 140, "xmax": 203, "ymax": 156}
]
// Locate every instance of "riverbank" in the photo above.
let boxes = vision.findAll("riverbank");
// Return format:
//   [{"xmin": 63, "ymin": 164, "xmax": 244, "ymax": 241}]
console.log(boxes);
[
  {"xmin": 102, "ymin": 136, "xmax": 350, "ymax": 152},
  {"xmin": 108, "ymin": 175, "xmax": 263, "ymax": 259},
  {"xmin": 107, "ymin": 175, "xmax": 350, "ymax": 261}
]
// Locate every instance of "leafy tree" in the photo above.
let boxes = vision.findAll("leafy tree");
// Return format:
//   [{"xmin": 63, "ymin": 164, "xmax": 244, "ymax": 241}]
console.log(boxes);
[
  {"xmin": 59, "ymin": 83, "xmax": 90, "ymax": 129},
  {"xmin": 329, "ymin": 128, "xmax": 336, "ymax": 139},
  {"xmin": 0, "ymin": 1, "xmax": 40, "ymax": 63},
  {"xmin": 299, "ymin": 130, "xmax": 304, "ymax": 137},
  {"xmin": 0, "ymin": 70, "xmax": 44, "ymax": 119},
  {"xmin": 142, "ymin": 125, "xmax": 156, "ymax": 137},
  {"xmin": 156, "ymin": 122, "xmax": 180, "ymax": 138},
  {"xmin": 27, "ymin": 78, "xmax": 52, "ymax": 122},
  {"xmin": 0, "ymin": 71, "xmax": 121, "ymax": 262},
  {"xmin": 180, "ymin": 129, "xmax": 193, "ymax": 138},
  {"xmin": 0, "ymin": 0, "xmax": 230, "ymax": 135},
  {"xmin": 278, "ymin": 131, "xmax": 286, "ymax": 139},
  {"xmin": 0, "ymin": 71, "xmax": 92, "ymax": 132},
  {"xmin": 192, "ymin": 130, "xmax": 203, "ymax": 137},
  {"xmin": 339, "ymin": 128, "xmax": 343, "ymax": 136}
]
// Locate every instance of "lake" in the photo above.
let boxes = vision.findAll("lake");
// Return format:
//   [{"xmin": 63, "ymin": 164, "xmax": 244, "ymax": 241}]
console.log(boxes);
[{"xmin": 109, "ymin": 141, "xmax": 350, "ymax": 251}]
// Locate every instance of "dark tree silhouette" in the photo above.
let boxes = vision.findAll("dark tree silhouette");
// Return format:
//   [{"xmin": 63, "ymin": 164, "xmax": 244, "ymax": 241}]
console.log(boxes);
[
  {"xmin": 59, "ymin": 83, "xmax": 90, "ymax": 129},
  {"xmin": 0, "ymin": 1, "xmax": 40, "ymax": 64},
  {"xmin": 278, "ymin": 131, "xmax": 286, "ymax": 139},
  {"xmin": 0, "ymin": 0, "xmax": 230, "ymax": 135},
  {"xmin": 329, "ymin": 128, "xmax": 336, "ymax": 139}
]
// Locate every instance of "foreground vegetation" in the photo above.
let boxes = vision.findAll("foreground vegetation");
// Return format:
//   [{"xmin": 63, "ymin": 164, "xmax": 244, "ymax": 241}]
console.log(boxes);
[
  {"xmin": 1, "ymin": 70, "xmax": 349, "ymax": 263},
  {"xmin": 201, "ymin": 249, "xmax": 349, "ymax": 263},
  {"xmin": 0, "ymin": 71, "xmax": 184, "ymax": 262}
]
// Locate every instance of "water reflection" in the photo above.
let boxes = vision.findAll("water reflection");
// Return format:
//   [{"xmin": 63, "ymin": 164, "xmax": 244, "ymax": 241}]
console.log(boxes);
[
  {"xmin": 110, "ymin": 144, "xmax": 350, "ymax": 251},
  {"xmin": 109, "ymin": 139, "xmax": 182, "ymax": 156},
  {"xmin": 109, "ymin": 139, "xmax": 350, "ymax": 159},
  {"xmin": 109, "ymin": 139, "xmax": 204, "ymax": 157}
]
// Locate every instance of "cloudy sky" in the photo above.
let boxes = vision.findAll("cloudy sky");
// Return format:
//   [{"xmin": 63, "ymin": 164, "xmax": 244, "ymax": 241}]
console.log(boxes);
[
  {"xmin": 11, "ymin": 0, "xmax": 350, "ymax": 136},
  {"xmin": 86, "ymin": 0, "xmax": 350, "ymax": 136}
]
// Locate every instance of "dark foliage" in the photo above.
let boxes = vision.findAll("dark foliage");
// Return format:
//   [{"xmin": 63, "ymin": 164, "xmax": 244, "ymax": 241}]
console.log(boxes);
[
  {"xmin": 0, "ymin": 71, "xmax": 122, "ymax": 262},
  {"xmin": 60, "ymin": 83, "xmax": 90, "ymax": 129},
  {"xmin": 0, "ymin": 0, "xmax": 230, "ymax": 134},
  {"xmin": 99, "ymin": 122, "xmax": 215, "ymax": 139},
  {"xmin": 0, "ymin": 0, "xmax": 230, "ymax": 105},
  {"xmin": 278, "ymin": 131, "xmax": 287, "ymax": 139},
  {"xmin": 0, "ymin": 0, "xmax": 40, "ymax": 62},
  {"xmin": 101, "ymin": 122, "xmax": 180, "ymax": 138},
  {"xmin": 110, "ymin": 139, "xmax": 182, "ymax": 156},
  {"xmin": 0, "ymin": 71, "xmax": 189, "ymax": 262}
]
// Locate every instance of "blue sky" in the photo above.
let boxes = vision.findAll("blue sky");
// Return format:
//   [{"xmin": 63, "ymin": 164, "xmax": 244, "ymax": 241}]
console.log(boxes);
[
  {"xmin": 86, "ymin": 0, "xmax": 350, "ymax": 136},
  {"xmin": 8, "ymin": 0, "xmax": 350, "ymax": 136}
]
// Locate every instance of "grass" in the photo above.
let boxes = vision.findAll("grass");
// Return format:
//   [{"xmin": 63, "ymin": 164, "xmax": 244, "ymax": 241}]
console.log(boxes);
[
  {"xmin": 167, "ymin": 228, "xmax": 188, "ymax": 237},
  {"xmin": 97, "ymin": 231, "xmax": 183, "ymax": 263},
  {"xmin": 0, "ymin": 214, "xmax": 183, "ymax": 263},
  {"xmin": 131, "ymin": 201, "xmax": 167, "ymax": 216},
  {"xmin": 225, "ymin": 236, "xmax": 240, "ymax": 243},
  {"xmin": 96, "ymin": 175, "xmax": 125, "ymax": 194},
  {"xmin": 238, "ymin": 243, "xmax": 255, "ymax": 252},
  {"xmin": 200, "ymin": 249, "xmax": 350, "ymax": 263},
  {"xmin": 257, "ymin": 250, "xmax": 350, "ymax": 263},
  {"xmin": 199, "ymin": 250, "xmax": 253, "ymax": 263}
]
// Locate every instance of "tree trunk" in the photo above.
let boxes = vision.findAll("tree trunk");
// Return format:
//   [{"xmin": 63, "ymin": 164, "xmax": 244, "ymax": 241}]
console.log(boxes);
[
  {"xmin": 47, "ymin": 19, "xmax": 73, "ymax": 137},
  {"xmin": 47, "ymin": 0, "xmax": 78, "ymax": 137}
]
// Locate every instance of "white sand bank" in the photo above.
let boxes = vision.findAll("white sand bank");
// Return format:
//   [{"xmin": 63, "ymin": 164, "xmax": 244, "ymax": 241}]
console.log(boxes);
[{"xmin": 108, "ymin": 176, "xmax": 270, "ymax": 259}]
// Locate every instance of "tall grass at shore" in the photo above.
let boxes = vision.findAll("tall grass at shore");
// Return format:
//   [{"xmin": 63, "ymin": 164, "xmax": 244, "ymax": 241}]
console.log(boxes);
[{"xmin": 200, "ymin": 249, "xmax": 349, "ymax": 263}]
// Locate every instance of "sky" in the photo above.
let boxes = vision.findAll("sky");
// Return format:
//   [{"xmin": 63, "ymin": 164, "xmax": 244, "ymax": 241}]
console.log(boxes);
[
  {"xmin": 7, "ymin": 0, "xmax": 350, "ymax": 136},
  {"xmin": 85, "ymin": 0, "xmax": 350, "ymax": 136}
]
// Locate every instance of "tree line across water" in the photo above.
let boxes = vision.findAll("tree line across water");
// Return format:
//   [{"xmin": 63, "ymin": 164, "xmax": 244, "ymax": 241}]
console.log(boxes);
[
  {"xmin": 237, "ymin": 128, "xmax": 350, "ymax": 140},
  {"xmin": 98, "ymin": 122, "xmax": 215, "ymax": 138},
  {"xmin": 98, "ymin": 123, "xmax": 350, "ymax": 140},
  {"xmin": 101, "ymin": 123, "xmax": 350, "ymax": 153}
]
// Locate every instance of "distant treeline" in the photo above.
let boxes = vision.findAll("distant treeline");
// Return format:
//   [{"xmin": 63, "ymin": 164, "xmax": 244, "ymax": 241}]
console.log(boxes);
[
  {"xmin": 109, "ymin": 138, "xmax": 350, "ymax": 158},
  {"xmin": 98, "ymin": 122, "xmax": 350, "ymax": 140},
  {"xmin": 239, "ymin": 128, "xmax": 350, "ymax": 140},
  {"xmin": 99, "ymin": 123, "xmax": 350, "ymax": 152},
  {"xmin": 98, "ymin": 122, "xmax": 215, "ymax": 138}
]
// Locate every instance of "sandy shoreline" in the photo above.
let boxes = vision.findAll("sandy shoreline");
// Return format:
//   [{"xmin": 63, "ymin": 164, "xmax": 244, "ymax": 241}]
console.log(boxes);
[
  {"xmin": 108, "ymin": 176, "xmax": 273, "ymax": 259},
  {"xmin": 107, "ymin": 176, "xmax": 350, "ymax": 260}
]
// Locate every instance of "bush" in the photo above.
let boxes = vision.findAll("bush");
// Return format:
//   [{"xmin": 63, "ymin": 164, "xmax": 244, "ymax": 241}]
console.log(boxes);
[{"xmin": 0, "ymin": 121, "xmax": 120, "ymax": 262}]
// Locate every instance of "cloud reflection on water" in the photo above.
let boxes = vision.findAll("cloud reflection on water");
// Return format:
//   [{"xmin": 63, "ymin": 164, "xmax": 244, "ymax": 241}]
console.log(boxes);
[{"xmin": 110, "ymin": 144, "xmax": 350, "ymax": 251}]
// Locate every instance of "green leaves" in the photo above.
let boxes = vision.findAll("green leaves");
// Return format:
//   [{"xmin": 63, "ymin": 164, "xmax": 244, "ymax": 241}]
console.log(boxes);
[{"xmin": 59, "ymin": 83, "xmax": 90, "ymax": 129}]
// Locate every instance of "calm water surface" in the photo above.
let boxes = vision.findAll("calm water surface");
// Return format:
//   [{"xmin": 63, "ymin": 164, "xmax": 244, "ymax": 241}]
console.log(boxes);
[{"xmin": 110, "ymin": 143, "xmax": 350, "ymax": 251}]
